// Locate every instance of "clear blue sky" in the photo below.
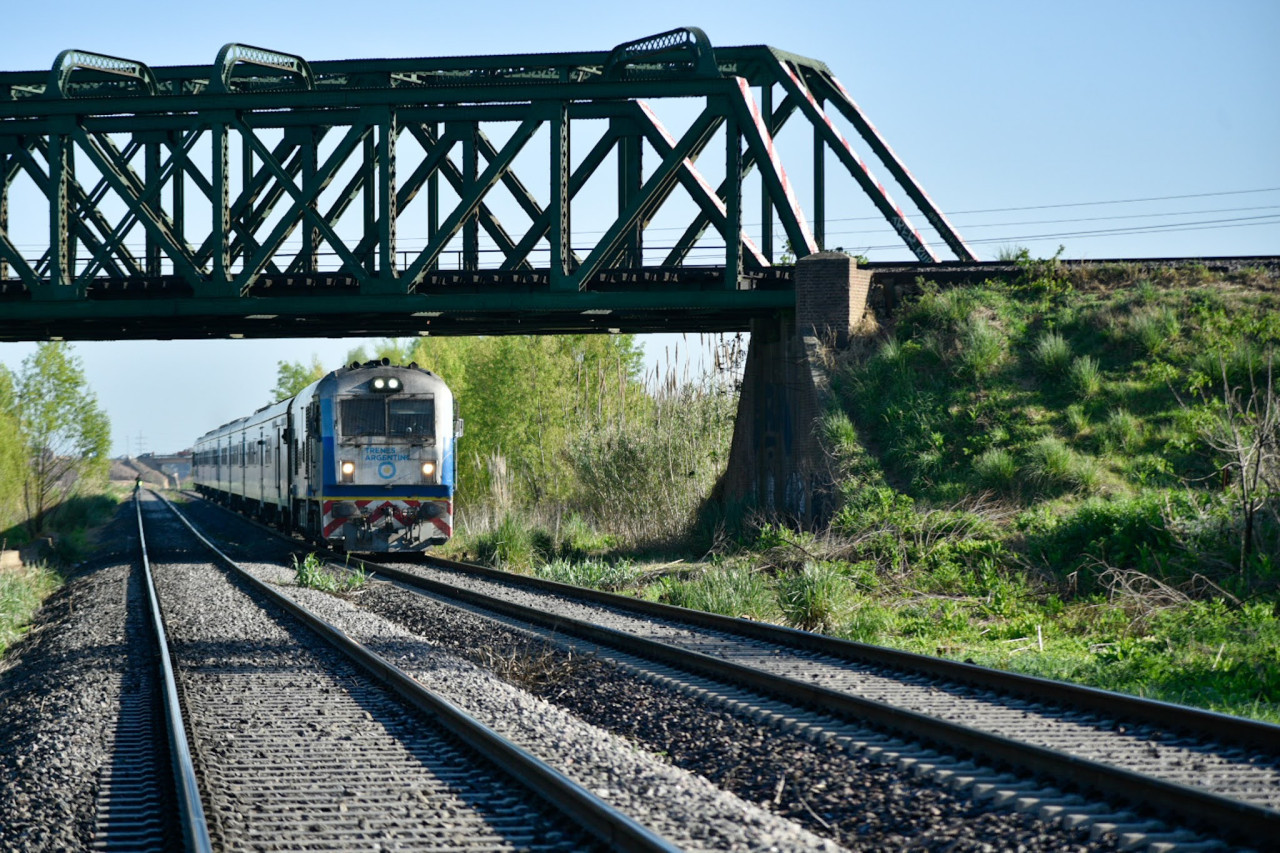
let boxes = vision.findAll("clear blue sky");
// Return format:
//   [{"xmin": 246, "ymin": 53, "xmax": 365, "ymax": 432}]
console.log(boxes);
[{"xmin": 0, "ymin": 0, "xmax": 1276, "ymax": 456}]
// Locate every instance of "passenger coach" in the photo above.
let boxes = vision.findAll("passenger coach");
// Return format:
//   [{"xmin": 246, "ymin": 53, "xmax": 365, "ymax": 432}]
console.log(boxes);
[{"xmin": 192, "ymin": 360, "xmax": 459, "ymax": 552}]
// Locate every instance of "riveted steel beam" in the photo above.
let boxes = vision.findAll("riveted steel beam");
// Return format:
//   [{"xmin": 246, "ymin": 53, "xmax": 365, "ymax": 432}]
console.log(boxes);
[
  {"xmin": 0, "ymin": 35, "xmax": 973, "ymax": 340},
  {"xmin": 773, "ymin": 58, "xmax": 935, "ymax": 262},
  {"xmin": 401, "ymin": 115, "xmax": 541, "ymax": 287},
  {"xmin": 810, "ymin": 69, "xmax": 977, "ymax": 262}
]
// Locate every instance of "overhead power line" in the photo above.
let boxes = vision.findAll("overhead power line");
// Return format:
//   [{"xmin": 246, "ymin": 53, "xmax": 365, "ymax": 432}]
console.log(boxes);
[{"xmin": 845, "ymin": 215, "xmax": 1280, "ymax": 253}]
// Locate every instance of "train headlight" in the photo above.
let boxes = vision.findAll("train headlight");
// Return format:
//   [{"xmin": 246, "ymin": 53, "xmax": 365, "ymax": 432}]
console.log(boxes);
[
  {"xmin": 421, "ymin": 461, "xmax": 436, "ymax": 481},
  {"xmin": 373, "ymin": 377, "xmax": 386, "ymax": 390},
  {"xmin": 340, "ymin": 460, "xmax": 355, "ymax": 482},
  {"xmin": 387, "ymin": 377, "xmax": 401, "ymax": 391}
]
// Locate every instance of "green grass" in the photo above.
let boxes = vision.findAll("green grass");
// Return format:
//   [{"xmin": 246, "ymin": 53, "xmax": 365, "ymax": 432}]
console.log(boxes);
[
  {"xmin": 493, "ymin": 548, "xmax": 1280, "ymax": 723},
  {"xmin": 1, "ymin": 489, "xmax": 122, "ymax": 659},
  {"xmin": 292, "ymin": 553, "xmax": 369, "ymax": 594},
  {"xmin": 459, "ymin": 265, "xmax": 1280, "ymax": 722},
  {"xmin": 0, "ymin": 561, "xmax": 61, "ymax": 657},
  {"xmin": 535, "ymin": 557, "xmax": 641, "ymax": 591},
  {"xmin": 1031, "ymin": 330, "xmax": 1072, "ymax": 377}
]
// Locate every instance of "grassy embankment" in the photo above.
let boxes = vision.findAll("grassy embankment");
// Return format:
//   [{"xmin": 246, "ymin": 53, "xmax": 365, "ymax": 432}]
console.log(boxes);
[
  {"xmin": 0, "ymin": 491, "xmax": 120, "ymax": 657},
  {"xmin": 446, "ymin": 258, "xmax": 1280, "ymax": 722}
]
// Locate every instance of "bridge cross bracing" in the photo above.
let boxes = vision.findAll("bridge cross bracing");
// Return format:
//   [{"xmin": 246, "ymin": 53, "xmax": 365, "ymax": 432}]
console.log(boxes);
[{"xmin": 0, "ymin": 29, "xmax": 974, "ymax": 341}]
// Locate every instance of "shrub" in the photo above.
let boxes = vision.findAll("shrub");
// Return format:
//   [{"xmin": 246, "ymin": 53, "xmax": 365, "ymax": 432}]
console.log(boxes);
[
  {"xmin": 567, "ymin": 378, "xmax": 736, "ymax": 543},
  {"xmin": 1190, "ymin": 341, "xmax": 1267, "ymax": 395},
  {"xmin": 909, "ymin": 286, "xmax": 975, "ymax": 330},
  {"xmin": 1065, "ymin": 404, "xmax": 1090, "ymax": 437},
  {"xmin": 1020, "ymin": 493, "xmax": 1178, "ymax": 585},
  {"xmin": 556, "ymin": 513, "xmax": 614, "ymax": 560},
  {"xmin": 839, "ymin": 599, "xmax": 894, "ymax": 643},
  {"xmin": 1, "ymin": 562, "xmax": 61, "ymax": 656},
  {"xmin": 292, "ymin": 553, "xmax": 368, "ymax": 594},
  {"xmin": 1023, "ymin": 436, "xmax": 1076, "ymax": 492}
]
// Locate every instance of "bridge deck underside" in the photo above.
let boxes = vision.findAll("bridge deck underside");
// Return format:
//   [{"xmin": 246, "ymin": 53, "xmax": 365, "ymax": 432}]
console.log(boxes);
[{"xmin": 0, "ymin": 266, "xmax": 793, "ymax": 340}]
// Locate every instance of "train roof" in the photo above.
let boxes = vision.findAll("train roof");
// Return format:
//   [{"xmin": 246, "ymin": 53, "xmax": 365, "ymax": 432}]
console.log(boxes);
[{"xmin": 193, "ymin": 360, "xmax": 449, "ymax": 444}]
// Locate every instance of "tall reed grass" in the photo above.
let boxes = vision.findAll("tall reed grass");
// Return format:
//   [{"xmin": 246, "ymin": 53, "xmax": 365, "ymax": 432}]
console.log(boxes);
[{"xmin": 455, "ymin": 334, "xmax": 744, "ymax": 547}]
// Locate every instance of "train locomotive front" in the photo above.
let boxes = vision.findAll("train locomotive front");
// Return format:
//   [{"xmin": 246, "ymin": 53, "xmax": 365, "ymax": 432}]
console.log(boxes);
[{"xmin": 193, "ymin": 360, "xmax": 458, "ymax": 553}]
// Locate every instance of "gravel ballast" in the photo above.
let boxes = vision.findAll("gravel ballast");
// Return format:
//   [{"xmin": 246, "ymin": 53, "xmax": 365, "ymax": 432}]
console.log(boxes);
[
  {"xmin": 0, "ymin": 495, "xmax": 1221, "ymax": 851},
  {"xmin": 0, "ymin": 506, "xmax": 142, "ymax": 851}
]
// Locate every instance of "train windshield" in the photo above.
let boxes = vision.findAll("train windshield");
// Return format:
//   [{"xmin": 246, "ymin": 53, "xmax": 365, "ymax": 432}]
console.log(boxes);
[
  {"xmin": 339, "ymin": 396, "xmax": 435, "ymax": 438},
  {"xmin": 388, "ymin": 398, "xmax": 434, "ymax": 436},
  {"xmin": 340, "ymin": 398, "xmax": 385, "ymax": 436}
]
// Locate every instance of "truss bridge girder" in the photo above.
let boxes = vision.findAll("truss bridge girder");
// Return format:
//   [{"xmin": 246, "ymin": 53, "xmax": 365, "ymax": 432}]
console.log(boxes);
[{"xmin": 0, "ymin": 30, "xmax": 973, "ymax": 341}]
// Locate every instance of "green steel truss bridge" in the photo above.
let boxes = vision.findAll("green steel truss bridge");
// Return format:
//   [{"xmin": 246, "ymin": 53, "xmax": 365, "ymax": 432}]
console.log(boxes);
[{"xmin": 0, "ymin": 29, "xmax": 974, "ymax": 341}]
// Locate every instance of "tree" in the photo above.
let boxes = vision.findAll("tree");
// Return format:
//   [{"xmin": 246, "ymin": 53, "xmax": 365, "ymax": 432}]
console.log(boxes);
[
  {"xmin": 1206, "ymin": 354, "xmax": 1279, "ymax": 575},
  {"xmin": 15, "ymin": 343, "xmax": 110, "ymax": 533},
  {"xmin": 0, "ymin": 365, "xmax": 28, "ymax": 530},
  {"xmin": 270, "ymin": 355, "xmax": 327, "ymax": 402}
]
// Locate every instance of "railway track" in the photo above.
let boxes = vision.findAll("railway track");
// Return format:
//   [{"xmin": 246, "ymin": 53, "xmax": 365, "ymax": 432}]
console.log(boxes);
[
  {"xmin": 179, "ymin": 491, "xmax": 1279, "ymax": 849},
  {"xmin": 132, "ymin": 489, "xmax": 694, "ymax": 852},
  {"xmin": 348, "ymin": 551, "xmax": 1280, "ymax": 850}
]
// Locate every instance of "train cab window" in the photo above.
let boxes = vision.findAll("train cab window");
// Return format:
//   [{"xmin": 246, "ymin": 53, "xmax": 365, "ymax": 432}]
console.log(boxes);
[
  {"xmin": 389, "ymin": 398, "xmax": 434, "ymax": 437},
  {"xmin": 340, "ymin": 398, "xmax": 386, "ymax": 436}
]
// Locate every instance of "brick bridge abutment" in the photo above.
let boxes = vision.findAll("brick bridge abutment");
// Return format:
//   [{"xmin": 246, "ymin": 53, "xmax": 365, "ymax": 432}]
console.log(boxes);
[{"xmin": 712, "ymin": 252, "xmax": 872, "ymax": 528}]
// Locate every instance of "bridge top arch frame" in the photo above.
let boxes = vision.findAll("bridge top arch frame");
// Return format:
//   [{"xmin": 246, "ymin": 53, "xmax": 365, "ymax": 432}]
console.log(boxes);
[{"xmin": 0, "ymin": 29, "xmax": 974, "ymax": 341}]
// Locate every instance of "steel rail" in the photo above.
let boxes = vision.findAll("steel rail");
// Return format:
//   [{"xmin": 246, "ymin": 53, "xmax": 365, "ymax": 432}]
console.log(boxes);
[
  {"xmin": 133, "ymin": 489, "xmax": 213, "ymax": 853},
  {"xmin": 351, "ymin": 552, "xmax": 1280, "ymax": 844},
  {"xmin": 418, "ymin": 553, "xmax": 1280, "ymax": 750},
  {"xmin": 149, "ymin": 491, "xmax": 680, "ymax": 853}
]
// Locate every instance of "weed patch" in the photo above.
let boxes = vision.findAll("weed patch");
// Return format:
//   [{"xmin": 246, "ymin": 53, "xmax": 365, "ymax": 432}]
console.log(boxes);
[
  {"xmin": 0, "ymin": 562, "xmax": 61, "ymax": 656},
  {"xmin": 292, "ymin": 553, "xmax": 369, "ymax": 595}
]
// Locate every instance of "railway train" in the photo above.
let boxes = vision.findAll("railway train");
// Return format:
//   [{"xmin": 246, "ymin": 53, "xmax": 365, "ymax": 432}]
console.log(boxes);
[{"xmin": 192, "ymin": 360, "xmax": 459, "ymax": 552}]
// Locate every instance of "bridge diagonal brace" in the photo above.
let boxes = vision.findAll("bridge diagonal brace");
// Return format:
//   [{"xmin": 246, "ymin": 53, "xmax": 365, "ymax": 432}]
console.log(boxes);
[
  {"xmin": 170, "ymin": 132, "xmax": 215, "ymax": 201},
  {"xmin": 628, "ymin": 101, "xmax": 768, "ymax": 270},
  {"xmin": 282, "ymin": 126, "xmax": 375, "ymax": 276},
  {"xmin": 193, "ymin": 134, "xmax": 303, "ymax": 268},
  {"xmin": 0, "ymin": 228, "xmax": 39, "ymax": 287},
  {"xmin": 69, "ymin": 127, "xmax": 203, "ymax": 282},
  {"xmin": 663, "ymin": 94, "xmax": 799, "ymax": 267},
  {"xmin": 401, "ymin": 115, "xmax": 541, "ymax": 288},
  {"xmin": 499, "ymin": 125, "xmax": 619, "ymax": 272},
  {"xmin": 569, "ymin": 105, "xmax": 725, "ymax": 288},
  {"xmin": 395, "ymin": 123, "xmax": 528, "ymax": 270},
  {"xmin": 0, "ymin": 148, "xmax": 16, "ymax": 282},
  {"xmin": 19, "ymin": 141, "xmax": 139, "ymax": 279},
  {"xmin": 41, "ymin": 135, "xmax": 144, "ymax": 276},
  {"xmin": 230, "ymin": 140, "xmax": 303, "ymax": 274},
  {"xmin": 774, "ymin": 59, "xmax": 937, "ymax": 263},
  {"xmin": 813, "ymin": 70, "xmax": 976, "ymax": 262},
  {"xmin": 350, "ymin": 122, "xmax": 458, "ymax": 262},
  {"xmin": 727, "ymin": 77, "xmax": 817, "ymax": 260},
  {"xmin": 74, "ymin": 130, "xmax": 205, "ymax": 286},
  {"xmin": 73, "ymin": 142, "xmax": 180, "ymax": 286},
  {"xmin": 231, "ymin": 117, "xmax": 369, "ymax": 291},
  {"xmin": 476, "ymin": 129, "xmax": 548, "ymax": 230},
  {"xmin": 76, "ymin": 133, "xmax": 175, "ymax": 277}
]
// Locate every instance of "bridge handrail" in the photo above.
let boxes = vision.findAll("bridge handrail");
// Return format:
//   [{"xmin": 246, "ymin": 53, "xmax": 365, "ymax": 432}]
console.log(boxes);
[
  {"xmin": 45, "ymin": 50, "xmax": 158, "ymax": 99},
  {"xmin": 210, "ymin": 43, "xmax": 314, "ymax": 94},
  {"xmin": 604, "ymin": 27, "xmax": 719, "ymax": 81}
]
